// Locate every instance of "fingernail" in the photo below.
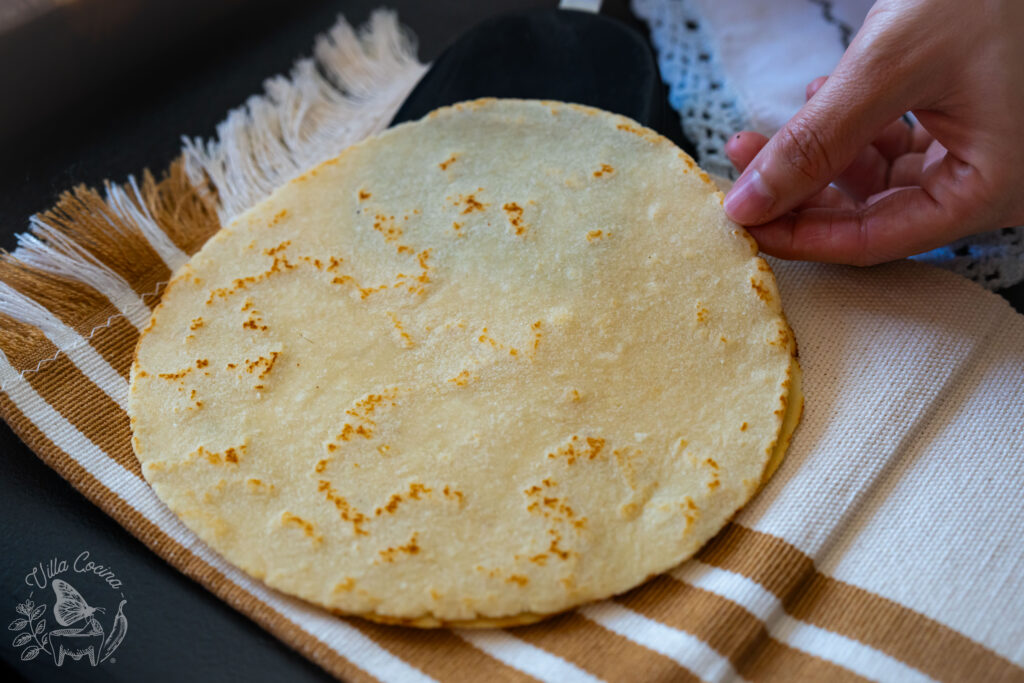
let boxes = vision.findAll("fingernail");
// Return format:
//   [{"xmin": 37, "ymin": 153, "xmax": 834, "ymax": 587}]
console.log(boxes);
[{"xmin": 724, "ymin": 169, "xmax": 773, "ymax": 223}]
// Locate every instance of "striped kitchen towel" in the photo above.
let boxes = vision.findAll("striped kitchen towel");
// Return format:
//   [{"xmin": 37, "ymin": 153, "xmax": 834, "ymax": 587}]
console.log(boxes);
[{"xmin": 1, "ymin": 10, "xmax": 1022, "ymax": 683}]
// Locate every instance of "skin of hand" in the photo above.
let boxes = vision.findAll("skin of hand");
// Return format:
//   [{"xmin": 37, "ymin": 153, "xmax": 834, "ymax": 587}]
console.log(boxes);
[{"xmin": 722, "ymin": 0, "xmax": 1024, "ymax": 266}]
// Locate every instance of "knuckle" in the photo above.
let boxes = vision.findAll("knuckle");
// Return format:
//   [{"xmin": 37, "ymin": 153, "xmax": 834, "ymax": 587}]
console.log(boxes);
[
  {"xmin": 778, "ymin": 122, "xmax": 835, "ymax": 184},
  {"xmin": 848, "ymin": 212, "xmax": 878, "ymax": 266}
]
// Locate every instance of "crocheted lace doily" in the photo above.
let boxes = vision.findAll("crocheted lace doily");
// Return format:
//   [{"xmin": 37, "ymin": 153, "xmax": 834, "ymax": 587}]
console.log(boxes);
[{"xmin": 632, "ymin": 0, "xmax": 1024, "ymax": 290}]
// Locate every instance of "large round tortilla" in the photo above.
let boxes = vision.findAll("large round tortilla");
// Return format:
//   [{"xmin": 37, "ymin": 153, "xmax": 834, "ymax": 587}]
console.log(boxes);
[{"xmin": 130, "ymin": 99, "xmax": 799, "ymax": 626}]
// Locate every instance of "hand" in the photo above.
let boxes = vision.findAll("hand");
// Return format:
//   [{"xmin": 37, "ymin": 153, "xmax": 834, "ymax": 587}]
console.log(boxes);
[{"xmin": 722, "ymin": 0, "xmax": 1024, "ymax": 266}]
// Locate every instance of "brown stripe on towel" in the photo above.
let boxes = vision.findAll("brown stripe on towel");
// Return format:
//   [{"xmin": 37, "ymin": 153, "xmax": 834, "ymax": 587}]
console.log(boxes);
[
  {"xmin": 617, "ymin": 574, "xmax": 868, "ymax": 683},
  {"xmin": 0, "ymin": 270, "xmax": 140, "ymax": 377},
  {"xmin": 0, "ymin": 311, "xmax": 50, "ymax": 373},
  {"xmin": 516, "ymin": 610, "xmax": 702, "ymax": 683},
  {"xmin": 354, "ymin": 620, "xmax": 533, "ymax": 683},
  {"xmin": 699, "ymin": 523, "xmax": 1024, "ymax": 683},
  {"xmin": 17, "ymin": 351, "xmax": 140, "ymax": 478}
]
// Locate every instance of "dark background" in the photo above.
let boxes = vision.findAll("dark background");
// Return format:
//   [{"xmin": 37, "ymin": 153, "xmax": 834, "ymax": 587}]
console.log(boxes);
[{"xmin": 1, "ymin": 1, "xmax": 1021, "ymax": 682}]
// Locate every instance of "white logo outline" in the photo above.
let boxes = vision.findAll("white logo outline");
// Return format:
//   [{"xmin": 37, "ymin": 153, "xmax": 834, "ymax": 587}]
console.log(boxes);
[{"xmin": 10, "ymin": 552, "xmax": 128, "ymax": 667}]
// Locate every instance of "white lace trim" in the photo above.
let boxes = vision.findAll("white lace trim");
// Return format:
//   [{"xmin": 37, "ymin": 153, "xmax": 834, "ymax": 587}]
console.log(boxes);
[
  {"xmin": 632, "ymin": 0, "xmax": 746, "ymax": 180},
  {"xmin": 632, "ymin": 0, "xmax": 1024, "ymax": 291},
  {"xmin": 912, "ymin": 228, "xmax": 1024, "ymax": 290}
]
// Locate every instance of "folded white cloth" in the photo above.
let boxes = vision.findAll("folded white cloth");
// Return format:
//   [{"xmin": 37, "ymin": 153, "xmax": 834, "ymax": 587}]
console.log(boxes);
[
  {"xmin": 691, "ymin": 0, "xmax": 871, "ymax": 134},
  {"xmin": 758, "ymin": 257, "xmax": 1024, "ymax": 674}
]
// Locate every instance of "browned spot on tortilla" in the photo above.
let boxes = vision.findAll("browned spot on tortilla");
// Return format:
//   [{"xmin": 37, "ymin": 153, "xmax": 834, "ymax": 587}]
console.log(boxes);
[
  {"xmin": 333, "ymin": 578, "xmax": 356, "ymax": 593},
  {"xmin": 188, "ymin": 443, "xmax": 246, "ymax": 465},
  {"xmin": 442, "ymin": 485, "xmax": 465, "ymax": 505},
  {"xmin": 375, "ymin": 483, "xmax": 433, "ymax": 516},
  {"xmin": 547, "ymin": 435, "xmax": 605, "ymax": 465},
  {"xmin": 451, "ymin": 192, "xmax": 487, "ymax": 214},
  {"xmin": 378, "ymin": 533, "xmax": 420, "ymax": 563},
  {"xmin": 387, "ymin": 312, "xmax": 415, "ymax": 349},
  {"xmin": 281, "ymin": 512, "xmax": 322, "ymax": 545},
  {"xmin": 502, "ymin": 202, "xmax": 527, "ymax": 236},
  {"xmin": 318, "ymin": 479, "xmax": 368, "ymax": 536},
  {"xmin": 750, "ymin": 277, "xmax": 773, "ymax": 303},
  {"xmin": 448, "ymin": 369, "xmax": 472, "ymax": 386},
  {"xmin": 157, "ymin": 366, "xmax": 192, "ymax": 381},
  {"xmin": 268, "ymin": 209, "xmax": 288, "ymax": 227}
]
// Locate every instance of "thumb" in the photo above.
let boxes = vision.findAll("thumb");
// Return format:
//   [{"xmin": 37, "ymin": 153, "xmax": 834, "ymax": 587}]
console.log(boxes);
[{"xmin": 724, "ymin": 54, "xmax": 909, "ymax": 225}]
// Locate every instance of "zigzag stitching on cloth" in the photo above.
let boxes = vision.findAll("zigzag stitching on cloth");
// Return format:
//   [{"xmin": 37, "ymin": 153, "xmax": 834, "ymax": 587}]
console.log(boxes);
[{"xmin": 0, "ymin": 277, "xmax": 168, "ymax": 389}]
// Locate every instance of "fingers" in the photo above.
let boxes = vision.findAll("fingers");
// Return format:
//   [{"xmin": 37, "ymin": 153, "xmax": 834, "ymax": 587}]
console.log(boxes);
[
  {"xmin": 801, "ymin": 74, "xmax": 937, "ymax": 197},
  {"xmin": 922, "ymin": 139, "xmax": 947, "ymax": 171},
  {"xmin": 747, "ymin": 153, "xmax": 988, "ymax": 265},
  {"xmin": 871, "ymin": 117, "xmax": 916, "ymax": 161},
  {"xmin": 725, "ymin": 132, "xmax": 768, "ymax": 173},
  {"xmin": 911, "ymin": 123, "xmax": 934, "ymax": 153},
  {"xmin": 884, "ymin": 141, "xmax": 945, "ymax": 190},
  {"xmin": 797, "ymin": 186, "xmax": 860, "ymax": 211},
  {"xmin": 724, "ymin": 91, "xmax": 901, "ymax": 225},
  {"xmin": 745, "ymin": 190, "xmax": 937, "ymax": 265},
  {"xmin": 724, "ymin": 41, "xmax": 915, "ymax": 227},
  {"xmin": 727, "ymin": 120, "xmax": 892, "ymax": 206},
  {"xmin": 888, "ymin": 153, "xmax": 925, "ymax": 187},
  {"xmin": 728, "ymin": 132, "xmax": 857, "ymax": 212},
  {"xmin": 833, "ymin": 144, "xmax": 889, "ymax": 200},
  {"xmin": 806, "ymin": 76, "xmax": 828, "ymax": 100},
  {"xmin": 803, "ymin": 75, "xmax": 889, "ymax": 200},
  {"xmin": 745, "ymin": 208, "xmax": 867, "ymax": 263}
]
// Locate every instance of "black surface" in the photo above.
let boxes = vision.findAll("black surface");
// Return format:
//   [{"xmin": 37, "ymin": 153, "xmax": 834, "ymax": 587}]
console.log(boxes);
[
  {"xmin": 391, "ymin": 9, "xmax": 689, "ymax": 155},
  {"xmin": 0, "ymin": 0, "xmax": 281, "ymax": 149}
]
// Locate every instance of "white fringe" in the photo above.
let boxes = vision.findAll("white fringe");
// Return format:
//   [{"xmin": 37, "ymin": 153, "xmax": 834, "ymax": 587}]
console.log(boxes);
[
  {"xmin": 105, "ymin": 176, "xmax": 189, "ymax": 272},
  {"xmin": 12, "ymin": 219, "xmax": 152, "ymax": 331},
  {"xmin": 182, "ymin": 10, "xmax": 428, "ymax": 223}
]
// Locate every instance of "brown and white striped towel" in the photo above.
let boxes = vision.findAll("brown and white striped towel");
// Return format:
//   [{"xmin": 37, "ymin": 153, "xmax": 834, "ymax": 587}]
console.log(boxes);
[{"xmin": 1, "ymin": 11, "xmax": 1022, "ymax": 683}]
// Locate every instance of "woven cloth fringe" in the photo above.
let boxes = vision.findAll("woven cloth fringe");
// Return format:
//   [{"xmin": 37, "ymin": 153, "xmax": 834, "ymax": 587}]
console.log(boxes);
[{"xmin": 182, "ymin": 11, "xmax": 428, "ymax": 223}]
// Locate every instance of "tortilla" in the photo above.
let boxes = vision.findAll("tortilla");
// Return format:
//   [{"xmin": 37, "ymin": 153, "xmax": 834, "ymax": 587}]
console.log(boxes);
[{"xmin": 129, "ymin": 99, "xmax": 799, "ymax": 626}]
